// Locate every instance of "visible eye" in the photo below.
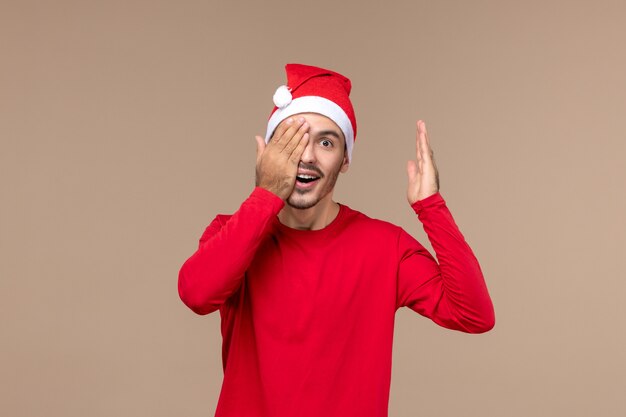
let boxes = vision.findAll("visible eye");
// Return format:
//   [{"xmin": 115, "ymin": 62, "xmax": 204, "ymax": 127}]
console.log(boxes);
[{"xmin": 320, "ymin": 138, "xmax": 333, "ymax": 148}]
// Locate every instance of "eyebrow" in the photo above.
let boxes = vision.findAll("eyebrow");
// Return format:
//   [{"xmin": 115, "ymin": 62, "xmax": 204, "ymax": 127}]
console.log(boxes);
[{"xmin": 312, "ymin": 129, "xmax": 342, "ymax": 139}]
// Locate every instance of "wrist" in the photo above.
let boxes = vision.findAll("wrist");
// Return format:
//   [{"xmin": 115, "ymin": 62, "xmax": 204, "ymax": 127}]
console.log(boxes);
[
  {"xmin": 411, "ymin": 191, "xmax": 445, "ymax": 214},
  {"xmin": 257, "ymin": 182, "xmax": 290, "ymax": 201},
  {"xmin": 251, "ymin": 186, "xmax": 286, "ymax": 209}
]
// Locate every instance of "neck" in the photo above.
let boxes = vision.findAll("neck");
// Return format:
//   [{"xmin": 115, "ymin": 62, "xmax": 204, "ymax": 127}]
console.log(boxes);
[{"xmin": 278, "ymin": 194, "xmax": 340, "ymax": 231}]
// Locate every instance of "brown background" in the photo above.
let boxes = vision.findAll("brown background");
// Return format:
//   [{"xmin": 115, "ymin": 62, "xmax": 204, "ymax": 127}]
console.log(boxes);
[{"xmin": 2, "ymin": 0, "xmax": 625, "ymax": 416}]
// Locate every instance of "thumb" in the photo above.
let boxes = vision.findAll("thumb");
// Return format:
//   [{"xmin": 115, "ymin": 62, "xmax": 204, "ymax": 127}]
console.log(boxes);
[
  {"xmin": 407, "ymin": 160, "xmax": 419, "ymax": 183},
  {"xmin": 254, "ymin": 135, "xmax": 266, "ymax": 161}
]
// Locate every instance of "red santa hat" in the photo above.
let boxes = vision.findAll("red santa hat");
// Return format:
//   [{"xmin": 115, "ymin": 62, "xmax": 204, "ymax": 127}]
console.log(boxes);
[{"xmin": 264, "ymin": 63, "xmax": 357, "ymax": 162}]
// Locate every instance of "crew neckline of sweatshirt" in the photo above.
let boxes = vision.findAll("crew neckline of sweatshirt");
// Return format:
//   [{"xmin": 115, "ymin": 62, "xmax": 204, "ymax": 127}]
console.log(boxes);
[{"xmin": 274, "ymin": 203, "xmax": 349, "ymax": 238}]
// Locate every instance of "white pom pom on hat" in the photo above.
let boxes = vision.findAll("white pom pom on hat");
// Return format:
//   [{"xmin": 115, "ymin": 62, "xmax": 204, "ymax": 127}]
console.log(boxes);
[
  {"xmin": 272, "ymin": 85, "xmax": 292, "ymax": 108},
  {"xmin": 265, "ymin": 64, "xmax": 357, "ymax": 162}
]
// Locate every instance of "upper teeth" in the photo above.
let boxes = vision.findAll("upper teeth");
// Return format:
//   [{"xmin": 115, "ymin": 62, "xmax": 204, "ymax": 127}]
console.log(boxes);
[{"xmin": 298, "ymin": 175, "xmax": 316, "ymax": 179}]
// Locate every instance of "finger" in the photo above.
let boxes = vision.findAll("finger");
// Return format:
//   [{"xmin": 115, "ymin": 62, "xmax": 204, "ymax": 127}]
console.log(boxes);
[
  {"xmin": 269, "ymin": 117, "xmax": 295, "ymax": 147},
  {"xmin": 420, "ymin": 120, "xmax": 434, "ymax": 158},
  {"xmin": 422, "ymin": 120, "xmax": 430, "ymax": 143},
  {"xmin": 418, "ymin": 120, "xmax": 434, "ymax": 161},
  {"xmin": 289, "ymin": 132, "xmax": 310, "ymax": 164},
  {"xmin": 255, "ymin": 135, "xmax": 266, "ymax": 161},
  {"xmin": 416, "ymin": 121, "xmax": 425, "ymax": 162},
  {"xmin": 275, "ymin": 117, "xmax": 305, "ymax": 149},
  {"xmin": 282, "ymin": 120, "xmax": 309, "ymax": 155},
  {"xmin": 407, "ymin": 160, "xmax": 420, "ymax": 183}
]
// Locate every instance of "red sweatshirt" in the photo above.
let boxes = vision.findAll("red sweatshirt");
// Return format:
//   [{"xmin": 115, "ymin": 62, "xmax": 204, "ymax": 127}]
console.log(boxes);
[{"xmin": 178, "ymin": 187, "xmax": 494, "ymax": 417}]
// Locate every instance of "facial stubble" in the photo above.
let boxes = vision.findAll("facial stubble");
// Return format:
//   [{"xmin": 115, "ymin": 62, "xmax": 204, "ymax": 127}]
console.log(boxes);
[{"xmin": 286, "ymin": 163, "xmax": 342, "ymax": 210}]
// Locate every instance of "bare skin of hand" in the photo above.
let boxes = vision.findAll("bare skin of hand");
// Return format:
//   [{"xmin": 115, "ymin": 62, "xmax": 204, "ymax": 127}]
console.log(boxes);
[
  {"xmin": 255, "ymin": 117, "xmax": 310, "ymax": 200},
  {"xmin": 407, "ymin": 120, "xmax": 440, "ymax": 205}
]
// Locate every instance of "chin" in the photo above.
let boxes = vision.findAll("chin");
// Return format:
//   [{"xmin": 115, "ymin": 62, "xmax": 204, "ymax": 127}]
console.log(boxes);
[
  {"xmin": 286, "ymin": 193, "xmax": 320, "ymax": 210},
  {"xmin": 287, "ymin": 172, "xmax": 339, "ymax": 210}
]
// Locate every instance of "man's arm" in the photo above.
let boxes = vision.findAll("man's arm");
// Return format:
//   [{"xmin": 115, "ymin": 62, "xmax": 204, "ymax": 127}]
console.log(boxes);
[
  {"xmin": 178, "ymin": 187, "xmax": 284, "ymax": 315},
  {"xmin": 396, "ymin": 192, "xmax": 495, "ymax": 333},
  {"xmin": 396, "ymin": 121, "xmax": 494, "ymax": 333},
  {"xmin": 177, "ymin": 117, "xmax": 310, "ymax": 315}
]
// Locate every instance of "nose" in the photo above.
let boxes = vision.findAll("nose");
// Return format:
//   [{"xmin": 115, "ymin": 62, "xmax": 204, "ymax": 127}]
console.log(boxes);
[{"xmin": 300, "ymin": 136, "xmax": 316, "ymax": 163}]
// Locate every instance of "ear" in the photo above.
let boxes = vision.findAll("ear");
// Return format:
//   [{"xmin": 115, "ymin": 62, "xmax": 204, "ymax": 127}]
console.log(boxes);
[{"xmin": 340, "ymin": 152, "xmax": 350, "ymax": 173}]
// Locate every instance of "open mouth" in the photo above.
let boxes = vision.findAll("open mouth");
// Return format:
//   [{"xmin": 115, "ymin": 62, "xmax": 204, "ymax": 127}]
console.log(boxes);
[{"xmin": 296, "ymin": 174, "xmax": 320, "ymax": 184}]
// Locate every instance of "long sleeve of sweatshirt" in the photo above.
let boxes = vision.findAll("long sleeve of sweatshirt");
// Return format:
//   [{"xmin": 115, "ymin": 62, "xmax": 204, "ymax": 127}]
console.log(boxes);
[
  {"xmin": 178, "ymin": 187, "xmax": 284, "ymax": 315},
  {"xmin": 395, "ymin": 192, "xmax": 495, "ymax": 333}
]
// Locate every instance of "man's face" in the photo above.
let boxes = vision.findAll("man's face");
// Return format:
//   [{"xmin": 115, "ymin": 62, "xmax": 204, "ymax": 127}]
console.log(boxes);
[{"xmin": 274, "ymin": 113, "xmax": 349, "ymax": 210}]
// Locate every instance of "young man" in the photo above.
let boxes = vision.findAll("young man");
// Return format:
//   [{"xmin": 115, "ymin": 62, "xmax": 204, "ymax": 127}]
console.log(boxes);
[{"xmin": 178, "ymin": 63, "xmax": 495, "ymax": 417}]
